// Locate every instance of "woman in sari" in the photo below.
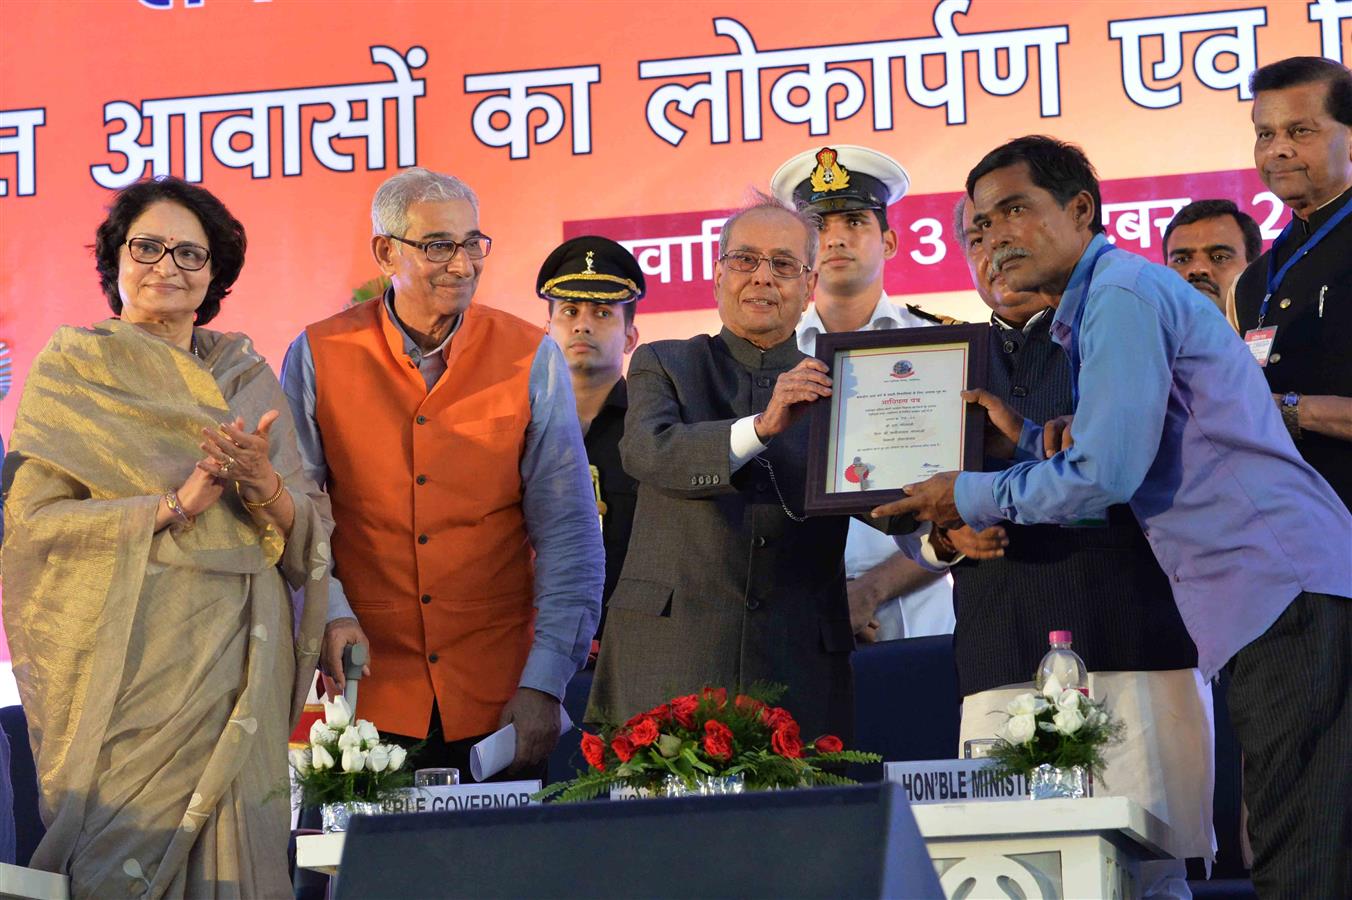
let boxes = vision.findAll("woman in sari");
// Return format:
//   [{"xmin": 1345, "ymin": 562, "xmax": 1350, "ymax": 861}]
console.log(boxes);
[{"xmin": 1, "ymin": 177, "xmax": 330, "ymax": 897}]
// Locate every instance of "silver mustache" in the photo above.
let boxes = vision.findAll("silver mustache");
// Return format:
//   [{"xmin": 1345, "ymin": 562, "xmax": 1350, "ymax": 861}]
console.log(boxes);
[{"xmin": 990, "ymin": 246, "xmax": 1031, "ymax": 273}]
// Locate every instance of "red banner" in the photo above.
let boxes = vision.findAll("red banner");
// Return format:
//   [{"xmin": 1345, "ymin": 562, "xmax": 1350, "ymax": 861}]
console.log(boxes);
[{"xmin": 566, "ymin": 166, "xmax": 1278, "ymax": 313}]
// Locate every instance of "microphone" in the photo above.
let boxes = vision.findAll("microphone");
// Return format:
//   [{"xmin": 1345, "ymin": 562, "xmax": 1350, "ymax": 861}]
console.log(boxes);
[{"xmin": 342, "ymin": 643, "xmax": 368, "ymax": 714}]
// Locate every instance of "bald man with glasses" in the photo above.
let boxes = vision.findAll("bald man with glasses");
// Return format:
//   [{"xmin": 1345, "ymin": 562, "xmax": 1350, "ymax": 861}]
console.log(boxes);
[{"xmin": 587, "ymin": 193, "xmax": 912, "ymax": 742}]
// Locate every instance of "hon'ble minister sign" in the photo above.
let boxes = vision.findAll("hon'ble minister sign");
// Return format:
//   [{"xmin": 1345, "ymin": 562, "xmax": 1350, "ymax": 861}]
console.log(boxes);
[{"xmin": 885, "ymin": 759, "xmax": 1028, "ymax": 804}]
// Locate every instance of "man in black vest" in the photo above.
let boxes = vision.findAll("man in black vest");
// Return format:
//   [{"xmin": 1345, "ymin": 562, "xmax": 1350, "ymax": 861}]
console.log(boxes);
[
  {"xmin": 1232, "ymin": 57, "xmax": 1352, "ymax": 515},
  {"xmin": 923, "ymin": 197, "xmax": 1213, "ymax": 893},
  {"xmin": 1230, "ymin": 56, "xmax": 1352, "ymax": 896},
  {"xmin": 540, "ymin": 237, "xmax": 645, "ymax": 652}
]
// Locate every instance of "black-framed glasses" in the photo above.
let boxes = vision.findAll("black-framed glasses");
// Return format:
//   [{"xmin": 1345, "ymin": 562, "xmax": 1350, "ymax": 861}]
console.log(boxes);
[
  {"xmin": 720, "ymin": 251, "xmax": 809, "ymax": 279},
  {"xmin": 126, "ymin": 237, "xmax": 211, "ymax": 271},
  {"xmin": 386, "ymin": 233, "xmax": 492, "ymax": 263}
]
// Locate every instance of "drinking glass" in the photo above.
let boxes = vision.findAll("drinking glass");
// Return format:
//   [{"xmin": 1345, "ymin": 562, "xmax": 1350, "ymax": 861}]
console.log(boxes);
[{"xmin": 414, "ymin": 767, "xmax": 460, "ymax": 787}]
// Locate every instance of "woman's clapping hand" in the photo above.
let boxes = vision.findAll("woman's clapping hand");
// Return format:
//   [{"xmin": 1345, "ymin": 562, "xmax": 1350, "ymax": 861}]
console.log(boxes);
[{"xmin": 198, "ymin": 410, "xmax": 281, "ymax": 503}]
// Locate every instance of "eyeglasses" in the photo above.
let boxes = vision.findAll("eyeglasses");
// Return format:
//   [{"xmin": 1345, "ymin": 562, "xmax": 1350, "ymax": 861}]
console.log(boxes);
[
  {"xmin": 719, "ymin": 251, "xmax": 809, "ymax": 279},
  {"xmin": 386, "ymin": 233, "xmax": 493, "ymax": 263},
  {"xmin": 126, "ymin": 237, "xmax": 211, "ymax": 271}
]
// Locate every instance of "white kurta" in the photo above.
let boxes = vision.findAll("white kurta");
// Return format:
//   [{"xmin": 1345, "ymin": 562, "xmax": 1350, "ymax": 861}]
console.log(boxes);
[{"xmin": 959, "ymin": 668, "xmax": 1217, "ymax": 862}]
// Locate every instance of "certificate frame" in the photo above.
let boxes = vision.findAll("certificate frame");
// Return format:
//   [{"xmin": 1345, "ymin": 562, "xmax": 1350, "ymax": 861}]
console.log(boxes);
[{"xmin": 804, "ymin": 323, "xmax": 989, "ymax": 516}]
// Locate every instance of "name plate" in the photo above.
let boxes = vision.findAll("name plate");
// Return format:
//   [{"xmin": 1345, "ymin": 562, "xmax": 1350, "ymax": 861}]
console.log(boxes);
[
  {"xmin": 380, "ymin": 779, "xmax": 542, "ymax": 814},
  {"xmin": 884, "ymin": 759, "xmax": 1026, "ymax": 804}
]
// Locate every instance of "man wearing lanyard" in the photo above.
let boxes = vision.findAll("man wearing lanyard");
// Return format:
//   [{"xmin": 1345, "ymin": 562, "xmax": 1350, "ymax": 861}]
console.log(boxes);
[
  {"xmin": 1231, "ymin": 57, "xmax": 1352, "ymax": 516},
  {"xmin": 876, "ymin": 135, "xmax": 1351, "ymax": 898},
  {"xmin": 769, "ymin": 145, "xmax": 954, "ymax": 643}
]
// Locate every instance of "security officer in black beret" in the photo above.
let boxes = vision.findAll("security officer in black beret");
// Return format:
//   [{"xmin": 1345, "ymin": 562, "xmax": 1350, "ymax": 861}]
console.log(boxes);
[{"xmin": 539, "ymin": 236, "xmax": 645, "ymax": 653}]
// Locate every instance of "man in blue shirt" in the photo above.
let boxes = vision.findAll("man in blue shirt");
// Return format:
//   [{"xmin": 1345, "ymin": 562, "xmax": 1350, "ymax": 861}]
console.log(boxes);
[{"xmin": 874, "ymin": 136, "xmax": 1351, "ymax": 896}]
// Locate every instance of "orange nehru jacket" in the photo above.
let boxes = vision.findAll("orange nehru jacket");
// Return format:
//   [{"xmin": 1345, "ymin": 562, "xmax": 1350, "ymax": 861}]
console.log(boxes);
[{"xmin": 308, "ymin": 299, "xmax": 540, "ymax": 741}]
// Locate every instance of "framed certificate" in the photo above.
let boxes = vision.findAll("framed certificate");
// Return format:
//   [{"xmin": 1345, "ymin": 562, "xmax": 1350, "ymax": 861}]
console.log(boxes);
[{"xmin": 804, "ymin": 323, "xmax": 989, "ymax": 516}]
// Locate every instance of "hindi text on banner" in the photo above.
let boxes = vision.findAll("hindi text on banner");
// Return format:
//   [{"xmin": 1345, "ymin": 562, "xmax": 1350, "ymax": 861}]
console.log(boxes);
[
  {"xmin": 638, "ymin": 1, "xmax": 1068, "ymax": 146},
  {"xmin": 1108, "ymin": 7, "xmax": 1267, "ymax": 110},
  {"xmin": 0, "ymin": 108, "xmax": 45, "ymax": 197},
  {"xmin": 90, "ymin": 45, "xmax": 426, "ymax": 189},
  {"xmin": 465, "ymin": 64, "xmax": 601, "ymax": 160}
]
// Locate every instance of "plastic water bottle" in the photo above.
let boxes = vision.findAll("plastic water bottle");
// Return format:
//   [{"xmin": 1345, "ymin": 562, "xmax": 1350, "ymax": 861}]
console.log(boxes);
[{"xmin": 1035, "ymin": 630, "xmax": 1087, "ymax": 696}]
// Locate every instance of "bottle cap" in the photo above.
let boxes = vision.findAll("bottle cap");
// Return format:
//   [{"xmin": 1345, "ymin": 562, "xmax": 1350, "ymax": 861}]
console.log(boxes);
[{"xmin": 1049, "ymin": 630, "xmax": 1072, "ymax": 644}]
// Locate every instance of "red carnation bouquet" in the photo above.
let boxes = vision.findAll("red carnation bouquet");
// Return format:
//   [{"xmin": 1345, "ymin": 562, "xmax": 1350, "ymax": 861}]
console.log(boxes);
[{"xmin": 537, "ymin": 685, "xmax": 879, "ymax": 802}]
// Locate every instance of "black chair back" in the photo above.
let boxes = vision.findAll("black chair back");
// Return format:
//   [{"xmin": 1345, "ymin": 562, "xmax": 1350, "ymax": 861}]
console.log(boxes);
[{"xmin": 1, "ymin": 704, "xmax": 43, "ymax": 866}]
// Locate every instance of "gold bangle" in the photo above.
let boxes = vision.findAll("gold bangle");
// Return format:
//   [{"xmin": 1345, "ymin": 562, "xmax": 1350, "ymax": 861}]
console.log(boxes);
[
  {"xmin": 240, "ymin": 473, "xmax": 286, "ymax": 510},
  {"xmin": 162, "ymin": 490, "xmax": 195, "ymax": 530}
]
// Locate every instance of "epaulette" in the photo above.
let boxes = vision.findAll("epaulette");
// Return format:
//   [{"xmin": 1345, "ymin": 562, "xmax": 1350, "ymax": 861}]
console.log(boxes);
[{"xmin": 906, "ymin": 304, "xmax": 965, "ymax": 326}]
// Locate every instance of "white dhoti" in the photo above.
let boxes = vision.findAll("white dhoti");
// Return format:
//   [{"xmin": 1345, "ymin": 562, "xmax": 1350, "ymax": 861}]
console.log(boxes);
[{"xmin": 959, "ymin": 668, "xmax": 1217, "ymax": 864}]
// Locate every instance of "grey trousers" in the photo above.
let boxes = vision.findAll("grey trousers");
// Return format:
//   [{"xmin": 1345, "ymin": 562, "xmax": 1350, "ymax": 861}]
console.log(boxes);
[{"xmin": 1227, "ymin": 590, "xmax": 1351, "ymax": 899}]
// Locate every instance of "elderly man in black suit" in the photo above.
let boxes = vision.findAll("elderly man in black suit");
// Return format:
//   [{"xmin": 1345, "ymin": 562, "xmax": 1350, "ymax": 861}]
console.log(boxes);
[{"xmin": 587, "ymin": 194, "xmax": 871, "ymax": 741}]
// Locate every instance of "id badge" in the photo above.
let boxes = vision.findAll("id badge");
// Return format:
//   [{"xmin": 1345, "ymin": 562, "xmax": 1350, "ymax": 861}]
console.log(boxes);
[{"xmin": 1243, "ymin": 326, "xmax": 1278, "ymax": 367}]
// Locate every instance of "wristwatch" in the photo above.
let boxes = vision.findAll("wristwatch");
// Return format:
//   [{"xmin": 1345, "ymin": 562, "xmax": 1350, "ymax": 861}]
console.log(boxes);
[{"xmin": 1280, "ymin": 391, "xmax": 1301, "ymax": 440}]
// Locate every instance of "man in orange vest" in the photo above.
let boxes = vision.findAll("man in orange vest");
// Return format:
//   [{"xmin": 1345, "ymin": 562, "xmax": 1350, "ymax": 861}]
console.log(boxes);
[{"xmin": 281, "ymin": 167, "xmax": 602, "ymax": 779}]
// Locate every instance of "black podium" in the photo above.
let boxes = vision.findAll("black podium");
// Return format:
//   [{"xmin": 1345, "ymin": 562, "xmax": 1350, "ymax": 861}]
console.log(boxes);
[{"xmin": 335, "ymin": 782, "xmax": 941, "ymax": 899}]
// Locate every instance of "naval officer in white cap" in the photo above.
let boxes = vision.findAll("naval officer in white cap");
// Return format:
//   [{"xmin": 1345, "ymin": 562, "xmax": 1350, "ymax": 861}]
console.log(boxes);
[{"xmin": 771, "ymin": 145, "xmax": 955, "ymax": 643}]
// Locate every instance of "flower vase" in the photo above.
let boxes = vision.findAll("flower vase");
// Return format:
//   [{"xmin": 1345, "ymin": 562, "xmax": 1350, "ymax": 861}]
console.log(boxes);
[
  {"xmin": 661, "ymin": 773, "xmax": 746, "ymax": 797},
  {"xmin": 320, "ymin": 800, "xmax": 385, "ymax": 832},
  {"xmin": 1027, "ymin": 764, "xmax": 1092, "ymax": 800}
]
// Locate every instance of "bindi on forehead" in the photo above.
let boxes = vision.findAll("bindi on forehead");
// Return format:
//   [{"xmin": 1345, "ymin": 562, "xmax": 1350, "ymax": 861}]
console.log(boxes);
[{"xmin": 130, "ymin": 231, "xmax": 205, "ymax": 246}]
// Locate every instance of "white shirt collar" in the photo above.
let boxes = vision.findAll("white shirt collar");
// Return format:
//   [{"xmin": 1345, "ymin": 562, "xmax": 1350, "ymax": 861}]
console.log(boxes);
[
  {"xmin": 796, "ymin": 292, "xmax": 929, "ymax": 354},
  {"xmin": 991, "ymin": 307, "xmax": 1051, "ymax": 335}
]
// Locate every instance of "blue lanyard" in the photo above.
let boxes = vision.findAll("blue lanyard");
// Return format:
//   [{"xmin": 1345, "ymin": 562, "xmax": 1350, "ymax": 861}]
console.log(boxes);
[
  {"xmin": 1067, "ymin": 243, "xmax": 1118, "ymax": 406},
  {"xmin": 1258, "ymin": 198, "xmax": 1352, "ymax": 326}
]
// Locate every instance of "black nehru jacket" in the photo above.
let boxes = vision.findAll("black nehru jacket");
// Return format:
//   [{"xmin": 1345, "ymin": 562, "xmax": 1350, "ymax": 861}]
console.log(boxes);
[
  {"xmin": 1234, "ymin": 184, "xmax": 1352, "ymax": 512},
  {"xmin": 586, "ymin": 378, "xmax": 637, "ymax": 639},
  {"xmin": 951, "ymin": 314, "xmax": 1197, "ymax": 697}
]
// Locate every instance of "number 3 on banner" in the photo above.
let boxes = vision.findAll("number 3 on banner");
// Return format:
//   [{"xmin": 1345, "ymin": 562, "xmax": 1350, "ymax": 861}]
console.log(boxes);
[{"xmin": 910, "ymin": 217, "xmax": 947, "ymax": 266}]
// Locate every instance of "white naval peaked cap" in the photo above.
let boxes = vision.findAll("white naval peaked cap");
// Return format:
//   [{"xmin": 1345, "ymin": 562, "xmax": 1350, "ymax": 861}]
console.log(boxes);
[{"xmin": 770, "ymin": 145, "xmax": 911, "ymax": 214}]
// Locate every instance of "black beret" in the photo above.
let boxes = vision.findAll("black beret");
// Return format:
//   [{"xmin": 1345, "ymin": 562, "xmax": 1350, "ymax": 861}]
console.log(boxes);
[{"xmin": 537, "ymin": 236, "xmax": 645, "ymax": 303}]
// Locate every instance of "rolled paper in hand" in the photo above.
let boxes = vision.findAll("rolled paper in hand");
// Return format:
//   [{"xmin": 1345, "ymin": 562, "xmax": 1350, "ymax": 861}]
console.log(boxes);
[{"xmin": 469, "ymin": 707, "xmax": 573, "ymax": 781}]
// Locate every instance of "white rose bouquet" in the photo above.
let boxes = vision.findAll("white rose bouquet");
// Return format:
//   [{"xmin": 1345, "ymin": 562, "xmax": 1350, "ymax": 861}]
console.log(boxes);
[
  {"xmin": 289, "ymin": 695, "xmax": 414, "ymax": 806},
  {"xmin": 986, "ymin": 676, "xmax": 1124, "ymax": 785}
]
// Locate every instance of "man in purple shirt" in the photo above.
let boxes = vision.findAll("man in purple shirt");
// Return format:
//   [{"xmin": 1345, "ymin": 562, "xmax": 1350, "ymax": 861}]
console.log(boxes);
[{"xmin": 875, "ymin": 136, "xmax": 1351, "ymax": 897}]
